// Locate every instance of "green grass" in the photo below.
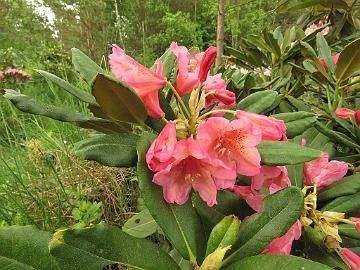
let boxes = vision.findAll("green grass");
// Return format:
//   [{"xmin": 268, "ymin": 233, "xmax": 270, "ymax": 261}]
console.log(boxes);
[{"xmin": 0, "ymin": 74, "xmax": 138, "ymax": 231}]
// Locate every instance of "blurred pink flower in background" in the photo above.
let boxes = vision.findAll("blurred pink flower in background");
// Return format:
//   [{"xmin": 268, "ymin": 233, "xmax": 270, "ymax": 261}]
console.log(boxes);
[
  {"xmin": 341, "ymin": 248, "xmax": 360, "ymax": 270},
  {"xmin": 3, "ymin": 68, "xmax": 32, "ymax": 81},
  {"xmin": 336, "ymin": 107, "xmax": 356, "ymax": 120},
  {"xmin": 0, "ymin": 71, "xmax": 4, "ymax": 80},
  {"xmin": 109, "ymin": 44, "xmax": 167, "ymax": 119},
  {"xmin": 305, "ymin": 17, "xmax": 330, "ymax": 36},
  {"xmin": 152, "ymin": 137, "xmax": 236, "ymax": 206},
  {"xmin": 197, "ymin": 117, "xmax": 262, "ymax": 177},
  {"xmin": 262, "ymin": 220, "xmax": 302, "ymax": 255},
  {"xmin": 236, "ymin": 111, "xmax": 287, "ymax": 141},
  {"xmin": 351, "ymin": 217, "xmax": 360, "ymax": 234},
  {"xmin": 303, "ymin": 152, "xmax": 348, "ymax": 190},
  {"xmin": 319, "ymin": 55, "xmax": 339, "ymax": 72}
]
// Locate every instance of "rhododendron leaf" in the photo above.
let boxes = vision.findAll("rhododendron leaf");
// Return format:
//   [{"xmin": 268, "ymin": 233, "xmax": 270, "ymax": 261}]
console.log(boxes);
[
  {"xmin": 236, "ymin": 90, "xmax": 278, "ymax": 113},
  {"xmin": 74, "ymin": 133, "xmax": 138, "ymax": 168},
  {"xmin": 315, "ymin": 121, "xmax": 360, "ymax": 149},
  {"xmin": 205, "ymin": 216, "xmax": 241, "ymax": 257},
  {"xmin": 306, "ymin": 242, "xmax": 349, "ymax": 269},
  {"xmin": 0, "ymin": 89, "xmax": 127, "ymax": 134},
  {"xmin": 339, "ymin": 224, "xmax": 360, "ymax": 240},
  {"xmin": 277, "ymin": 0, "xmax": 348, "ymax": 13},
  {"xmin": 222, "ymin": 187, "xmax": 303, "ymax": 265},
  {"xmin": 92, "ymin": 74, "xmax": 147, "ymax": 124},
  {"xmin": 257, "ymin": 141, "xmax": 322, "ymax": 165},
  {"xmin": 322, "ymin": 192, "xmax": 360, "ymax": 212},
  {"xmin": 263, "ymin": 31, "xmax": 281, "ymax": 59},
  {"xmin": 0, "ymin": 225, "xmax": 66, "ymax": 270},
  {"xmin": 287, "ymin": 96, "xmax": 311, "ymax": 112},
  {"xmin": 316, "ymin": 33, "xmax": 335, "ymax": 73},
  {"xmin": 193, "ymin": 190, "xmax": 254, "ymax": 228},
  {"xmin": 299, "ymin": 41, "xmax": 329, "ymax": 78},
  {"xmin": 152, "ymin": 47, "xmax": 176, "ymax": 79},
  {"xmin": 300, "ymin": 127, "xmax": 336, "ymax": 157},
  {"xmin": 223, "ymin": 255, "xmax": 332, "ymax": 270},
  {"xmin": 71, "ymin": 48, "xmax": 105, "ymax": 84},
  {"xmin": 335, "ymin": 39, "xmax": 360, "ymax": 81},
  {"xmin": 318, "ymin": 174, "xmax": 360, "ymax": 202},
  {"xmin": 35, "ymin": 69, "xmax": 98, "ymax": 105},
  {"xmin": 49, "ymin": 223, "xmax": 180, "ymax": 270},
  {"xmin": 137, "ymin": 133, "xmax": 206, "ymax": 263},
  {"xmin": 287, "ymin": 163, "xmax": 304, "ymax": 187},
  {"xmin": 273, "ymin": 111, "xmax": 317, "ymax": 138},
  {"xmin": 122, "ymin": 209, "xmax": 158, "ymax": 238}
]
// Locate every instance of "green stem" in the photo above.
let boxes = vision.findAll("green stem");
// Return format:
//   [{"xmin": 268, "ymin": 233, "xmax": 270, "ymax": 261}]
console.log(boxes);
[
  {"xmin": 198, "ymin": 109, "xmax": 237, "ymax": 121},
  {"xmin": 167, "ymin": 82, "xmax": 190, "ymax": 118}
]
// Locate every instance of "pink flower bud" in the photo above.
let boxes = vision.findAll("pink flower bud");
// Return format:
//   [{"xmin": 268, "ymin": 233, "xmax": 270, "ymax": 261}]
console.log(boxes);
[
  {"xmin": 336, "ymin": 108, "xmax": 356, "ymax": 120},
  {"xmin": 198, "ymin": 46, "xmax": 217, "ymax": 82},
  {"xmin": 355, "ymin": 111, "xmax": 360, "ymax": 125},
  {"xmin": 341, "ymin": 248, "xmax": 360, "ymax": 270},
  {"xmin": 351, "ymin": 218, "xmax": 360, "ymax": 234}
]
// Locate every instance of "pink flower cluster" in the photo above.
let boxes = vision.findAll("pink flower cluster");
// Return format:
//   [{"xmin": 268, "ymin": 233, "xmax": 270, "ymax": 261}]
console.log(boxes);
[
  {"xmin": 319, "ymin": 55, "xmax": 339, "ymax": 72},
  {"xmin": 0, "ymin": 68, "xmax": 32, "ymax": 81},
  {"xmin": 305, "ymin": 17, "xmax": 330, "ymax": 36}
]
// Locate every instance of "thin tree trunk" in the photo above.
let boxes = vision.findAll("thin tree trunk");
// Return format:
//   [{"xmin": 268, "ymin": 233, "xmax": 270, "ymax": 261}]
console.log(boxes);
[{"xmin": 216, "ymin": 0, "xmax": 225, "ymax": 67}]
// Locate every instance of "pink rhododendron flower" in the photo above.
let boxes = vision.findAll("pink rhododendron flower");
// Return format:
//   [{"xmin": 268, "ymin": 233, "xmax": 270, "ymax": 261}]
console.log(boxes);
[
  {"xmin": 197, "ymin": 117, "xmax": 262, "ymax": 177},
  {"xmin": 305, "ymin": 17, "xmax": 330, "ymax": 36},
  {"xmin": 231, "ymin": 185, "xmax": 265, "ymax": 212},
  {"xmin": 109, "ymin": 44, "xmax": 167, "ymax": 119},
  {"xmin": 262, "ymin": 220, "xmax": 302, "ymax": 255},
  {"xmin": 4, "ymin": 68, "xmax": 32, "ymax": 81},
  {"xmin": 341, "ymin": 248, "xmax": 360, "ymax": 270},
  {"xmin": 355, "ymin": 111, "xmax": 360, "ymax": 125},
  {"xmin": 351, "ymin": 218, "xmax": 360, "ymax": 234},
  {"xmin": 152, "ymin": 137, "xmax": 236, "ymax": 206},
  {"xmin": 251, "ymin": 166, "xmax": 291, "ymax": 194},
  {"xmin": 0, "ymin": 71, "xmax": 4, "ymax": 80},
  {"xmin": 236, "ymin": 111, "xmax": 287, "ymax": 141},
  {"xmin": 336, "ymin": 107, "xmax": 356, "ymax": 120},
  {"xmin": 203, "ymin": 74, "xmax": 236, "ymax": 110},
  {"xmin": 146, "ymin": 122, "xmax": 177, "ymax": 172},
  {"xmin": 170, "ymin": 42, "xmax": 202, "ymax": 96},
  {"xmin": 303, "ymin": 152, "xmax": 348, "ymax": 190},
  {"xmin": 319, "ymin": 55, "xmax": 339, "ymax": 72},
  {"xmin": 198, "ymin": 46, "xmax": 217, "ymax": 82}
]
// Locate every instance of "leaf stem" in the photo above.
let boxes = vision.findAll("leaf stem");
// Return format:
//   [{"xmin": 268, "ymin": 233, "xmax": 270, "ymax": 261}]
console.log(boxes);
[
  {"xmin": 198, "ymin": 109, "xmax": 237, "ymax": 121},
  {"xmin": 166, "ymin": 82, "xmax": 190, "ymax": 118}
]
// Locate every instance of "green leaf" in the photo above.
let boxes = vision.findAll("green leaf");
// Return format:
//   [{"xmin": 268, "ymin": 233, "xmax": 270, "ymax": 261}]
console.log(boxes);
[
  {"xmin": 263, "ymin": 31, "xmax": 281, "ymax": 59},
  {"xmin": 316, "ymin": 33, "xmax": 334, "ymax": 73},
  {"xmin": 335, "ymin": 39, "xmax": 360, "ymax": 81},
  {"xmin": 273, "ymin": 111, "xmax": 317, "ymax": 138},
  {"xmin": 277, "ymin": 0, "xmax": 348, "ymax": 12},
  {"xmin": 36, "ymin": 69, "xmax": 97, "ymax": 105},
  {"xmin": 71, "ymin": 48, "xmax": 105, "ymax": 84},
  {"xmin": 222, "ymin": 187, "xmax": 304, "ymax": 266},
  {"xmin": 339, "ymin": 224, "xmax": 360, "ymax": 240},
  {"xmin": 223, "ymin": 255, "xmax": 332, "ymax": 270},
  {"xmin": 74, "ymin": 133, "xmax": 138, "ymax": 167},
  {"xmin": 193, "ymin": 190, "xmax": 254, "ymax": 228},
  {"xmin": 122, "ymin": 209, "xmax": 157, "ymax": 238},
  {"xmin": 92, "ymin": 74, "xmax": 147, "ymax": 124},
  {"xmin": 257, "ymin": 141, "xmax": 322, "ymax": 165},
  {"xmin": 1, "ymin": 89, "xmax": 128, "ymax": 134},
  {"xmin": 287, "ymin": 163, "xmax": 304, "ymax": 187},
  {"xmin": 0, "ymin": 225, "xmax": 64, "ymax": 270},
  {"xmin": 236, "ymin": 90, "xmax": 278, "ymax": 113},
  {"xmin": 49, "ymin": 223, "xmax": 180, "ymax": 270},
  {"xmin": 153, "ymin": 48, "xmax": 176, "ymax": 79},
  {"xmin": 136, "ymin": 133, "xmax": 206, "ymax": 263},
  {"xmin": 318, "ymin": 174, "xmax": 360, "ymax": 202},
  {"xmin": 205, "ymin": 216, "xmax": 241, "ymax": 257},
  {"xmin": 315, "ymin": 121, "xmax": 360, "ymax": 149},
  {"xmin": 322, "ymin": 192, "xmax": 360, "ymax": 212}
]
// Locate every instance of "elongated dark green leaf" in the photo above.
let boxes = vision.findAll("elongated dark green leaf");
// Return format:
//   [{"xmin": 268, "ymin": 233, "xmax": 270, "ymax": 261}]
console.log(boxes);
[
  {"xmin": 137, "ymin": 133, "xmax": 206, "ymax": 263},
  {"xmin": 322, "ymin": 192, "xmax": 360, "ymax": 212},
  {"xmin": 92, "ymin": 74, "xmax": 147, "ymax": 124},
  {"xmin": 1, "ymin": 89, "xmax": 128, "ymax": 134},
  {"xmin": 122, "ymin": 209, "xmax": 157, "ymax": 238},
  {"xmin": 315, "ymin": 121, "xmax": 360, "ymax": 149},
  {"xmin": 277, "ymin": 0, "xmax": 348, "ymax": 12},
  {"xmin": 222, "ymin": 187, "xmax": 303, "ymax": 266},
  {"xmin": 223, "ymin": 255, "xmax": 332, "ymax": 270},
  {"xmin": 258, "ymin": 141, "xmax": 322, "ymax": 165},
  {"xmin": 335, "ymin": 39, "xmax": 360, "ymax": 81},
  {"xmin": 193, "ymin": 190, "xmax": 254, "ymax": 228},
  {"xmin": 273, "ymin": 112, "xmax": 317, "ymax": 138},
  {"xmin": 306, "ymin": 242, "xmax": 349, "ymax": 269},
  {"xmin": 71, "ymin": 48, "xmax": 105, "ymax": 84},
  {"xmin": 236, "ymin": 90, "xmax": 278, "ymax": 113},
  {"xmin": 205, "ymin": 216, "xmax": 241, "ymax": 257},
  {"xmin": 263, "ymin": 31, "xmax": 281, "ymax": 58},
  {"xmin": 318, "ymin": 174, "xmax": 360, "ymax": 202},
  {"xmin": 36, "ymin": 69, "xmax": 97, "ymax": 105},
  {"xmin": 316, "ymin": 33, "xmax": 335, "ymax": 73},
  {"xmin": 49, "ymin": 223, "xmax": 180, "ymax": 270},
  {"xmin": 287, "ymin": 163, "xmax": 304, "ymax": 187},
  {"xmin": 0, "ymin": 226, "xmax": 64, "ymax": 270},
  {"xmin": 74, "ymin": 133, "xmax": 138, "ymax": 167},
  {"xmin": 339, "ymin": 224, "xmax": 360, "ymax": 240},
  {"xmin": 287, "ymin": 96, "xmax": 311, "ymax": 112}
]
